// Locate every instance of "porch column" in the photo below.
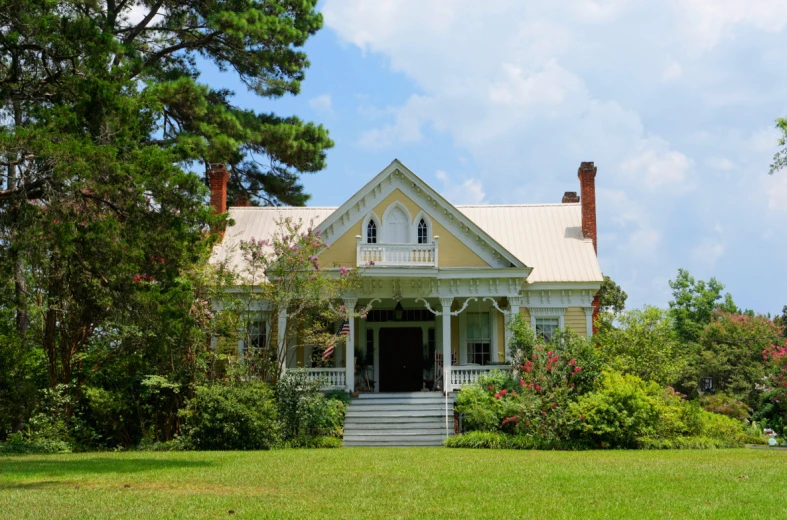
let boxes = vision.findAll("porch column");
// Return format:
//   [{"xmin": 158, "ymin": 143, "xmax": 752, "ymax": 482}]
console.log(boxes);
[
  {"xmin": 584, "ymin": 307, "xmax": 594, "ymax": 338},
  {"xmin": 344, "ymin": 298, "xmax": 357, "ymax": 392},
  {"xmin": 439, "ymin": 297, "xmax": 453, "ymax": 392},
  {"xmin": 277, "ymin": 309, "xmax": 287, "ymax": 377},
  {"xmin": 505, "ymin": 297, "xmax": 523, "ymax": 362}
]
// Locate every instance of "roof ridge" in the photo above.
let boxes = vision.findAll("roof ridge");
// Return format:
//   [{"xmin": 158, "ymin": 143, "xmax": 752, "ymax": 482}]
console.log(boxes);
[
  {"xmin": 457, "ymin": 203, "xmax": 580, "ymax": 208},
  {"xmin": 229, "ymin": 206, "xmax": 338, "ymax": 210}
]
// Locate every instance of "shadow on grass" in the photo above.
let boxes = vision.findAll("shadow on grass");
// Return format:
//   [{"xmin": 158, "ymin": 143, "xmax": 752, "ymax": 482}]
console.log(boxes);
[{"xmin": 0, "ymin": 456, "xmax": 214, "ymax": 479}]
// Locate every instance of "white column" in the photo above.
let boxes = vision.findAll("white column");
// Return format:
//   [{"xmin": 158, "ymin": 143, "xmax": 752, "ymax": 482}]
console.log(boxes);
[
  {"xmin": 439, "ymin": 298, "xmax": 453, "ymax": 392},
  {"xmin": 237, "ymin": 327, "xmax": 244, "ymax": 360},
  {"xmin": 277, "ymin": 308, "xmax": 287, "ymax": 376},
  {"xmin": 584, "ymin": 307, "xmax": 594, "ymax": 338},
  {"xmin": 344, "ymin": 298, "xmax": 357, "ymax": 392},
  {"xmin": 505, "ymin": 297, "xmax": 523, "ymax": 362},
  {"xmin": 440, "ymin": 297, "xmax": 454, "ymax": 438}
]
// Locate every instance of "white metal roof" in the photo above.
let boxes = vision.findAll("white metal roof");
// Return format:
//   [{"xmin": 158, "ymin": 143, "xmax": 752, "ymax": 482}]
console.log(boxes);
[
  {"xmin": 212, "ymin": 203, "xmax": 602, "ymax": 284},
  {"xmin": 456, "ymin": 203, "xmax": 602, "ymax": 283}
]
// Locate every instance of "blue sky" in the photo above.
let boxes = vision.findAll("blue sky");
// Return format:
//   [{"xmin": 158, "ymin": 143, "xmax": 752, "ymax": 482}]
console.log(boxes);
[{"xmin": 206, "ymin": 0, "xmax": 787, "ymax": 314}]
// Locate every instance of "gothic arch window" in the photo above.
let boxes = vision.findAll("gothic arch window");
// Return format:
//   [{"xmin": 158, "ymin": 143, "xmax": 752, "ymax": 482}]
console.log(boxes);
[
  {"xmin": 411, "ymin": 211, "xmax": 432, "ymax": 244},
  {"xmin": 366, "ymin": 219, "xmax": 377, "ymax": 244},
  {"xmin": 417, "ymin": 218, "xmax": 428, "ymax": 244}
]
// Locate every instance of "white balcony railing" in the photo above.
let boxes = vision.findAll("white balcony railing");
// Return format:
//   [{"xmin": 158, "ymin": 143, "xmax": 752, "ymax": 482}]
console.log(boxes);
[
  {"xmin": 449, "ymin": 365, "xmax": 512, "ymax": 391},
  {"xmin": 302, "ymin": 368, "xmax": 347, "ymax": 390},
  {"xmin": 357, "ymin": 237, "xmax": 438, "ymax": 267}
]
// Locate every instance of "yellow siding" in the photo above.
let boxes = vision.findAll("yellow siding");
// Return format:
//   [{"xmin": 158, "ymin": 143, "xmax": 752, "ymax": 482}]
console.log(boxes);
[
  {"xmin": 319, "ymin": 188, "xmax": 490, "ymax": 268},
  {"xmin": 564, "ymin": 307, "xmax": 587, "ymax": 337},
  {"xmin": 497, "ymin": 311, "xmax": 506, "ymax": 362},
  {"xmin": 318, "ymin": 223, "xmax": 357, "ymax": 267},
  {"xmin": 519, "ymin": 307, "xmax": 531, "ymax": 322}
]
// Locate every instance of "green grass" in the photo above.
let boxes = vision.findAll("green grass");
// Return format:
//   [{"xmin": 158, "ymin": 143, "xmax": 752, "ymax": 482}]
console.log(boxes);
[{"xmin": 2, "ymin": 448, "xmax": 786, "ymax": 519}]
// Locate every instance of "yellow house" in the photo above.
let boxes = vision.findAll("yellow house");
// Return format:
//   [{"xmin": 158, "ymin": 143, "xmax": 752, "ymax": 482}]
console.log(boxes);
[{"xmin": 212, "ymin": 159, "xmax": 603, "ymax": 400}]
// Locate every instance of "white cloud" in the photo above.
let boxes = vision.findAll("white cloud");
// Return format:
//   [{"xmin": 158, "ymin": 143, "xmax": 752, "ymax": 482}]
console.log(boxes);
[
  {"xmin": 435, "ymin": 170, "xmax": 486, "ymax": 205},
  {"xmin": 705, "ymin": 157, "xmax": 735, "ymax": 171},
  {"xmin": 671, "ymin": 0, "xmax": 787, "ymax": 50},
  {"xmin": 662, "ymin": 59, "xmax": 682, "ymax": 82},
  {"xmin": 620, "ymin": 139, "xmax": 694, "ymax": 190},
  {"xmin": 357, "ymin": 95, "xmax": 430, "ymax": 149},
  {"xmin": 750, "ymin": 126, "xmax": 780, "ymax": 153},
  {"xmin": 767, "ymin": 174, "xmax": 787, "ymax": 211},
  {"xmin": 308, "ymin": 94, "xmax": 333, "ymax": 114},
  {"xmin": 691, "ymin": 238, "xmax": 726, "ymax": 268}
]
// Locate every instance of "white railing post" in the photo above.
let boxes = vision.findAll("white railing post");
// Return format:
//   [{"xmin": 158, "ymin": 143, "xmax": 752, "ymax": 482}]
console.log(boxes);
[
  {"xmin": 433, "ymin": 236, "xmax": 439, "ymax": 267},
  {"xmin": 356, "ymin": 235, "xmax": 362, "ymax": 266}
]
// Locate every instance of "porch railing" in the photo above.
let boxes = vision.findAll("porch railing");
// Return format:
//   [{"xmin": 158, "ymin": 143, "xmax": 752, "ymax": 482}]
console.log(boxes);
[
  {"xmin": 302, "ymin": 368, "xmax": 347, "ymax": 390},
  {"xmin": 449, "ymin": 365, "xmax": 512, "ymax": 391},
  {"xmin": 357, "ymin": 242, "xmax": 437, "ymax": 267}
]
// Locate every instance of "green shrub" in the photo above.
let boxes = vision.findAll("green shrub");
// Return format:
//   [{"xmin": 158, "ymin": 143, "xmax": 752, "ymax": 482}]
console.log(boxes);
[
  {"xmin": 283, "ymin": 436, "xmax": 343, "ymax": 449},
  {"xmin": 276, "ymin": 370, "xmax": 347, "ymax": 441},
  {"xmin": 569, "ymin": 372, "xmax": 665, "ymax": 448},
  {"xmin": 444, "ymin": 431, "xmax": 589, "ymax": 450},
  {"xmin": 636, "ymin": 436, "xmax": 741, "ymax": 450},
  {"xmin": 699, "ymin": 393, "xmax": 752, "ymax": 421},
  {"xmin": 455, "ymin": 380, "xmax": 512, "ymax": 432},
  {"xmin": 180, "ymin": 381, "xmax": 280, "ymax": 450},
  {"xmin": 569, "ymin": 371, "xmax": 757, "ymax": 448},
  {"xmin": 0, "ymin": 432, "xmax": 72, "ymax": 455}
]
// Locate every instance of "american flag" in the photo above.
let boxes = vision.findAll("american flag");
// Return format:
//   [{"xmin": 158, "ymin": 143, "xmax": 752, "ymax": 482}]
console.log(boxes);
[{"xmin": 322, "ymin": 320, "xmax": 350, "ymax": 361}]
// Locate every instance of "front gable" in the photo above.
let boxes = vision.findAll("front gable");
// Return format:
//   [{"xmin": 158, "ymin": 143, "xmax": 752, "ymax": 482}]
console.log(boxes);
[{"xmin": 316, "ymin": 160, "xmax": 527, "ymax": 269}]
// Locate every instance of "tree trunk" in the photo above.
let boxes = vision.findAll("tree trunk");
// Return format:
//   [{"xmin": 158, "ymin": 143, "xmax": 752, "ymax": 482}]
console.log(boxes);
[{"xmin": 8, "ymin": 100, "xmax": 28, "ymax": 336}]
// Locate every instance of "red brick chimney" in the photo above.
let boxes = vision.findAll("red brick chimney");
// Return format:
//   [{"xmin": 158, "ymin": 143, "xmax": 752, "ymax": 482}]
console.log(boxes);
[
  {"xmin": 207, "ymin": 163, "xmax": 229, "ymax": 214},
  {"xmin": 562, "ymin": 191, "xmax": 580, "ymax": 204},
  {"xmin": 577, "ymin": 161, "xmax": 600, "ymax": 334},
  {"xmin": 578, "ymin": 162, "xmax": 597, "ymax": 254}
]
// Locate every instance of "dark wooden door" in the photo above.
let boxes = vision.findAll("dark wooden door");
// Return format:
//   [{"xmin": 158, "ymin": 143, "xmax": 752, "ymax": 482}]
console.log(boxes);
[{"xmin": 379, "ymin": 327, "xmax": 423, "ymax": 392}]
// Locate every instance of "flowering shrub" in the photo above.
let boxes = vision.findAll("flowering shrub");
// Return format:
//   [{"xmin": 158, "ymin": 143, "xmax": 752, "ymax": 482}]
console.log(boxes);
[
  {"xmin": 759, "ymin": 340, "xmax": 787, "ymax": 434},
  {"xmin": 233, "ymin": 217, "xmax": 364, "ymax": 380},
  {"xmin": 455, "ymin": 345, "xmax": 584, "ymax": 442}
]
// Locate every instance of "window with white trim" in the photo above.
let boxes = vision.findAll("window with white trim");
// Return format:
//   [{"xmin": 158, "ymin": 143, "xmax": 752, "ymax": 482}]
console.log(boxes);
[
  {"xmin": 466, "ymin": 312, "xmax": 491, "ymax": 365},
  {"xmin": 245, "ymin": 321, "xmax": 268, "ymax": 357},
  {"xmin": 417, "ymin": 218, "xmax": 428, "ymax": 244},
  {"xmin": 535, "ymin": 318, "xmax": 559, "ymax": 342},
  {"xmin": 366, "ymin": 219, "xmax": 377, "ymax": 244}
]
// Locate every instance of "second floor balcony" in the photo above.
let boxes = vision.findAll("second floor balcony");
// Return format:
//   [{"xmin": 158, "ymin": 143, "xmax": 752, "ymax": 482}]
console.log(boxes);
[{"xmin": 356, "ymin": 236, "xmax": 438, "ymax": 267}]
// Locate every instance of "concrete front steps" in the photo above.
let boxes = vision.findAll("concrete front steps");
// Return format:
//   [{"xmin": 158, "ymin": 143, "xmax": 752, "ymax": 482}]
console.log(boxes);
[{"xmin": 343, "ymin": 392, "xmax": 454, "ymax": 447}]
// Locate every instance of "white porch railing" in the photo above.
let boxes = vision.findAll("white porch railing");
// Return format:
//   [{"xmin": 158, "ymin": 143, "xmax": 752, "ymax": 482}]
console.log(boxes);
[
  {"xmin": 302, "ymin": 368, "xmax": 347, "ymax": 390},
  {"xmin": 449, "ymin": 365, "xmax": 512, "ymax": 391},
  {"xmin": 357, "ymin": 241, "xmax": 437, "ymax": 267}
]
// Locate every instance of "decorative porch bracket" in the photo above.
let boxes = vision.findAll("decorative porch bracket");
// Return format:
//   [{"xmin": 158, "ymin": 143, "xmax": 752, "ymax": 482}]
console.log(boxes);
[{"xmin": 414, "ymin": 297, "xmax": 478, "ymax": 316}]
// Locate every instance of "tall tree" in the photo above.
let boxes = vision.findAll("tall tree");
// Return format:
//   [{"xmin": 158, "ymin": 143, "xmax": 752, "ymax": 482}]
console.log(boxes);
[
  {"xmin": 667, "ymin": 269, "xmax": 739, "ymax": 344},
  {"xmin": 597, "ymin": 275, "xmax": 628, "ymax": 315},
  {"xmin": 0, "ymin": 0, "xmax": 330, "ymax": 425}
]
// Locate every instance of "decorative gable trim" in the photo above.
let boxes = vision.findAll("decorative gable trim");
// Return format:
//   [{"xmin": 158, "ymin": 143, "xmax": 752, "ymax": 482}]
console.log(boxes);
[{"xmin": 316, "ymin": 160, "xmax": 527, "ymax": 269}]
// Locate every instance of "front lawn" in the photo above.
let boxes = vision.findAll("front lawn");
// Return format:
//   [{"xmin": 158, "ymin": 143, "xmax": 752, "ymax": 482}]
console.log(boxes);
[{"xmin": 2, "ymin": 448, "xmax": 785, "ymax": 519}]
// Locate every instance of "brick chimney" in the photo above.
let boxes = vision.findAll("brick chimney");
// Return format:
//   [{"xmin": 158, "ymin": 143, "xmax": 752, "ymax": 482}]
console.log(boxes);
[
  {"xmin": 577, "ymin": 161, "xmax": 600, "ymax": 334},
  {"xmin": 207, "ymin": 163, "xmax": 229, "ymax": 214},
  {"xmin": 562, "ymin": 191, "xmax": 580, "ymax": 204},
  {"xmin": 578, "ymin": 162, "xmax": 597, "ymax": 254}
]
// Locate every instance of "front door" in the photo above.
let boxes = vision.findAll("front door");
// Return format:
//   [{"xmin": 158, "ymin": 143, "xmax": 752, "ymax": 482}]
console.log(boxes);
[{"xmin": 379, "ymin": 327, "xmax": 423, "ymax": 392}]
